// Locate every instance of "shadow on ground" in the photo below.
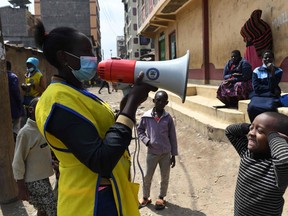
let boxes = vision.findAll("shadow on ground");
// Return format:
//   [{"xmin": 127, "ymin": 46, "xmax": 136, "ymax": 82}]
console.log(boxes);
[
  {"xmin": 1, "ymin": 200, "xmax": 30, "ymax": 216},
  {"xmin": 142, "ymin": 201, "xmax": 206, "ymax": 216}
]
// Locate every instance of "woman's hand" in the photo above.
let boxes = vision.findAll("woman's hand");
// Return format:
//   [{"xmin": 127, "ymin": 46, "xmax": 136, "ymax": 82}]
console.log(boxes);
[
  {"xmin": 120, "ymin": 72, "xmax": 158, "ymax": 120},
  {"xmin": 232, "ymin": 73, "xmax": 241, "ymax": 77},
  {"xmin": 266, "ymin": 63, "xmax": 275, "ymax": 75}
]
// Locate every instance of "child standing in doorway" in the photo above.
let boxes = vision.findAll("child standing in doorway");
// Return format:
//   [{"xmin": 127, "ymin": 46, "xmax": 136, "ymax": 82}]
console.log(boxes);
[{"xmin": 137, "ymin": 90, "xmax": 178, "ymax": 210}]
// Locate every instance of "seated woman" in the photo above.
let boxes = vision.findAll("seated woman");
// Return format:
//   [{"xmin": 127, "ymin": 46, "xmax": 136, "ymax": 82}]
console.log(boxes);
[
  {"xmin": 217, "ymin": 50, "xmax": 253, "ymax": 108},
  {"xmin": 247, "ymin": 50, "xmax": 283, "ymax": 122}
]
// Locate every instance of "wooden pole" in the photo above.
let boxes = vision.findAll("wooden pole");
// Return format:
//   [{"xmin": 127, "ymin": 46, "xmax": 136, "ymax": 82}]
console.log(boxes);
[{"xmin": 0, "ymin": 17, "xmax": 18, "ymax": 204}]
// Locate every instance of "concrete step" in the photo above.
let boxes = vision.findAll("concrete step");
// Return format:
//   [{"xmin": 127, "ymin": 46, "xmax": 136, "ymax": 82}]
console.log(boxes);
[
  {"xmin": 149, "ymin": 90, "xmax": 242, "ymax": 142},
  {"xmin": 165, "ymin": 101, "xmax": 229, "ymax": 142},
  {"xmin": 152, "ymin": 90, "xmax": 245, "ymax": 124}
]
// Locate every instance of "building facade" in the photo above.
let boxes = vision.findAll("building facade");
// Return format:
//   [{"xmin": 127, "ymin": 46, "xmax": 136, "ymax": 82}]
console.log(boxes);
[
  {"xmin": 137, "ymin": 0, "xmax": 288, "ymax": 91},
  {"xmin": 34, "ymin": 0, "xmax": 101, "ymax": 58},
  {"xmin": 116, "ymin": 36, "xmax": 126, "ymax": 58},
  {"xmin": 0, "ymin": 1, "xmax": 35, "ymax": 47},
  {"xmin": 122, "ymin": 0, "xmax": 154, "ymax": 60}
]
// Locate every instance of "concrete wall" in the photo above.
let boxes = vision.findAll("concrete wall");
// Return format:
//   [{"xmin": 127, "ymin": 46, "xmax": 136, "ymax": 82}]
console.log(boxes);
[
  {"xmin": 40, "ymin": 0, "xmax": 91, "ymax": 36},
  {"xmin": 177, "ymin": 0, "xmax": 203, "ymax": 69},
  {"xmin": 0, "ymin": 7, "xmax": 35, "ymax": 47},
  {"xmin": 209, "ymin": 0, "xmax": 288, "ymax": 74},
  {"xmin": 140, "ymin": 0, "xmax": 288, "ymax": 90}
]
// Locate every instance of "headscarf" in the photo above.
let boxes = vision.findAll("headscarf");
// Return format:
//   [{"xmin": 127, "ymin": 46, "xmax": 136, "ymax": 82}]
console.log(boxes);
[
  {"xmin": 240, "ymin": 10, "xmax": 273, "ymax": 56},
  {"xmin": 26, "ymin": 57, "xmax": 40, "ymax": 72}
]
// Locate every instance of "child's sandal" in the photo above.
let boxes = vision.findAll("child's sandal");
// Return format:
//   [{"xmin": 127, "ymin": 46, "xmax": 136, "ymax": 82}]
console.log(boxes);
[
  {"xmin": 139, "ymin": 197, "xmax": 152, "ymax": 208},
  {"xmin": 155, "ymin": 198, "xmax": 166, "ymax": 210}
]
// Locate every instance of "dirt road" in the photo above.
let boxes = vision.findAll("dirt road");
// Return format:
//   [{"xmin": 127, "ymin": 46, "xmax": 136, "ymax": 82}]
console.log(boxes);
[{"xmin": 1, "ymin": 86, "xmax": 288, "ymax": 216}]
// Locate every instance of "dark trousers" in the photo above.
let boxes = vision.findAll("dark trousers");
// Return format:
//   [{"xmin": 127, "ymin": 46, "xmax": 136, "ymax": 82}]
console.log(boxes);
[
  {"xmin": 98, "ymin": 81, "xmax": 110, "ymax": 93},
  {"xmin": 247, "ymin": 96, "xmax": 280, "ymax": 122},
  {"xmin": 96, "ymin": 186, "xmax": 117, "ymax": 216}
]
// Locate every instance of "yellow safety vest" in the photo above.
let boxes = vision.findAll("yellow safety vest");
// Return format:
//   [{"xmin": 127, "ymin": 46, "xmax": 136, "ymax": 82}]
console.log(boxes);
[
  {"xmin": 25, "ymin": 71, "xmax": 43, "ymax": 97},
  {"xmin": 36, "ymin": 81, "xmax": 140, "ymax": 216}
]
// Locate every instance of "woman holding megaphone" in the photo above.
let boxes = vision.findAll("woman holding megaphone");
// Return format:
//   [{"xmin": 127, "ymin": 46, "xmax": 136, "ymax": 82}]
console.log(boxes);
[{"xmin": 34, "ymin": 20, "xmax": 157, "ymax": 216}]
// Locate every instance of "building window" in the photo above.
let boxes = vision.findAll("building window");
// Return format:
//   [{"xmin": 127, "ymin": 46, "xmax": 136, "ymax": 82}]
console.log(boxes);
[
  {"xmin": 140, "ymin": 35, "xmax": 150, "ymax": 45},
  {"xmin": 133, "ymin": 37, "xmax": 138, "ymax": 44},
  {"xmin": 135, "ymin": 52, "xmax": 139, "ymax": 58},
  {"xmin": 133, "ymin": 8, "xmax": 137, "ymax": 16},
  {"xmin": 140, "ymin": 49, "xmax": 151, "ymax": 56},
  {"xmin": 169, "ymin": 31, "xmax": 176, "ymax": 59},
  {"xmin": 159, "ymin": 32, "xmax": 165, "ymax": 60},
  {"xmin": 133, "ymin": 24, "xmax": 137, "ymax": 31}
]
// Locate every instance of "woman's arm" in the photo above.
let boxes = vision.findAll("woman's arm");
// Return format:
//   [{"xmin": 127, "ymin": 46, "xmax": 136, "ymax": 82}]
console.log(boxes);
[{"xmin": 46, "ymin": 107, "xmax": 132, "ymax": 177}]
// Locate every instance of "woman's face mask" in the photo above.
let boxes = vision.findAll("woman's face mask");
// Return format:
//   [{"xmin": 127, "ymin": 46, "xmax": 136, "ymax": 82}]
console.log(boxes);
[
  {"xmin": 27, "ymin": 67, "xmax": 35, "ymax": 73},
  {"xmin": 65, "ymin": 51, "xmax": 97, "ymax": 82}
]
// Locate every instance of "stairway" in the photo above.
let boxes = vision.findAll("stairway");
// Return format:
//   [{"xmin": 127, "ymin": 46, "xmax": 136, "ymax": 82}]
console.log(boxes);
[{"xmin": 150, "ymin": 84, "xmax": 288, "ymax": 142}]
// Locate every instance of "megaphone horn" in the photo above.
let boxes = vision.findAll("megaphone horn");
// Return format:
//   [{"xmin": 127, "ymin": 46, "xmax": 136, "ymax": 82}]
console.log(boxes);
[{"xmin": 97, "ymin": 50, "xmax": 190, "ymax": 103}]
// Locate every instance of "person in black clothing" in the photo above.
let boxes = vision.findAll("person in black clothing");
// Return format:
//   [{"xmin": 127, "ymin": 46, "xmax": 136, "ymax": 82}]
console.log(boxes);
[
  {"xmin": 98, "ymin": 79, "xmax": 111, "ymax": 94},
  {"xmin": 247, "ymin": 50, "xmax": 283, "ymax": 122},
  {"xmin": 6, "ymin": 61, "xmax": 24, "ymax": 140},
  {"xmin": 216, "ymin": 50, "xmax": 253, "ymax": 108}
]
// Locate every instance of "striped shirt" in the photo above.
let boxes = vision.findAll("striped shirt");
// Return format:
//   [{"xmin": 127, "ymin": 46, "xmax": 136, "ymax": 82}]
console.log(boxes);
[{"xmin": 225, "ymin": 123, "xmax": 288, "ymax": 216}]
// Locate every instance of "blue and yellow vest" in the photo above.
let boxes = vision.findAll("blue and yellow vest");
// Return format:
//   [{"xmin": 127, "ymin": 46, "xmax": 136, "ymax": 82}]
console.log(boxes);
[
  {"xmin": 36, "ymin": 81, "xmax": 140, "ymax": 216},
  {"xmin": 25, "ymin": 71, "xmax": 43, "ymax": 97}
]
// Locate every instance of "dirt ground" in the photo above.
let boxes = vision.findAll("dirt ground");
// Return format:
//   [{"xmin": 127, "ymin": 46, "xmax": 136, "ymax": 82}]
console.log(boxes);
[{"xmin": 1, "ymin": 85, "xmax": 288, "ymax": 216}]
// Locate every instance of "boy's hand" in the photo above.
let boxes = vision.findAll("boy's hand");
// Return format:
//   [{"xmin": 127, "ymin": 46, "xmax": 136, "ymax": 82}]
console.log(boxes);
[
  {"xmin": 17, "ymin": 180, "xmax": 29, "ymax": 201},
  {"xmin": 170, "ymin": 156, "xmax": 176, "ymax": 168}
]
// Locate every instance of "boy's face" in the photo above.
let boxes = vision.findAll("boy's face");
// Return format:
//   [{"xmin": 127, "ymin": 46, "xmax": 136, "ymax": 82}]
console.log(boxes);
[
  {"xmin": 153, "ymin": 92, "xmax": 168, "ymax": 111},
  {"xmin": 247, "ymin": 113, "xmax": 277, "ymax": 154}
]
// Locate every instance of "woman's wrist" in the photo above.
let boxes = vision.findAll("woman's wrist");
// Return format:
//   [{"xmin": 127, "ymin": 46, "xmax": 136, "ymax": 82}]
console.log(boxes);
[{"xmin": 116, "ymin": 114, "xmax": 135, "ymax": 130}]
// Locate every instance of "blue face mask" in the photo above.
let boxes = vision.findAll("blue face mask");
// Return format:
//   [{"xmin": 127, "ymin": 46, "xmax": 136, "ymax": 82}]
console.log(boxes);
[
  {"xmin": 27, "ymin": 67, "xmax": 35, "ymax": 73},
  {"xmin": 65, "ymin": 52, "xmax": 97, "ymax": 82}
]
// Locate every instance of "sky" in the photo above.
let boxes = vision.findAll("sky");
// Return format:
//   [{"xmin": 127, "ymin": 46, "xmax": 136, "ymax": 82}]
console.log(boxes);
[{"xmin": 0, "ymin": 0, "xmax": 124, "ymax": 60}]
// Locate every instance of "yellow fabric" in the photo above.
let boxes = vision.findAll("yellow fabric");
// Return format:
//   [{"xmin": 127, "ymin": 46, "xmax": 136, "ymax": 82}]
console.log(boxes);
[
  {"xmin": 25, "ymin": 71, "xmax": 43, "ymax": 97},
  {"xmin": 36, "ymin": 81, "xmax": 140, "ymax": 216},
  {"xmin": 116, "ymin": 115, "xmax": 134, "ymax": 130}
]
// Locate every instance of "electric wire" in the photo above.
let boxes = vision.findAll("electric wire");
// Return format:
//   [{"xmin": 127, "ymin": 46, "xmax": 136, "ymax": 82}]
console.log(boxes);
[{"xmin": 132, "ymin": 123, "xmax": 145, "ymax": 184}]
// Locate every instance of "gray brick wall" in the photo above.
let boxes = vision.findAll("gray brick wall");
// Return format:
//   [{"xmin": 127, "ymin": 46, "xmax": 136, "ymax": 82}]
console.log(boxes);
[
  {"xmin": 0, "ymin": 6, "xmax": 34, "ymax": 46},
  {"xmin": 41, "ymin": 0, "xmax": 91, "ymax": 36}
]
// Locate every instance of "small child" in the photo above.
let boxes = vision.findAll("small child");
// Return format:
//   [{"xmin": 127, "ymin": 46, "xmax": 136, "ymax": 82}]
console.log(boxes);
[
  {"xmin": 225, "ymin": 111, "xmax": 288, "ymax": 216},
  {"xmin": 12, "ymin": 97, "xmax": 57, "ymax": 216},
  {"xmin": 137, "ymin": 90, "xmax": 178, "ymax": 210}
]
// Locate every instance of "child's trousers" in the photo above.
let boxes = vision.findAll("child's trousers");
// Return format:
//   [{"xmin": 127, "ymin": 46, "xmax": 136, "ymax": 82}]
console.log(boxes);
[{"xmin": 143, "ymin": 152, "xmax": 171, "ymax": 198}]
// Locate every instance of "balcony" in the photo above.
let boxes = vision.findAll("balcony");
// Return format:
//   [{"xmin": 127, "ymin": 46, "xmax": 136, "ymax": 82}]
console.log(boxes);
[{"xmin": 138, "ymin": 0, "xmax": 192, "ymax": 37}]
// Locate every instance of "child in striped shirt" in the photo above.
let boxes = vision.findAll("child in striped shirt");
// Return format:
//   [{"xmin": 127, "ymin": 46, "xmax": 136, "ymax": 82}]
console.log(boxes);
[{"xmin": 225, "ymin": 112, "xmax": 288, "ymax": 216}]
